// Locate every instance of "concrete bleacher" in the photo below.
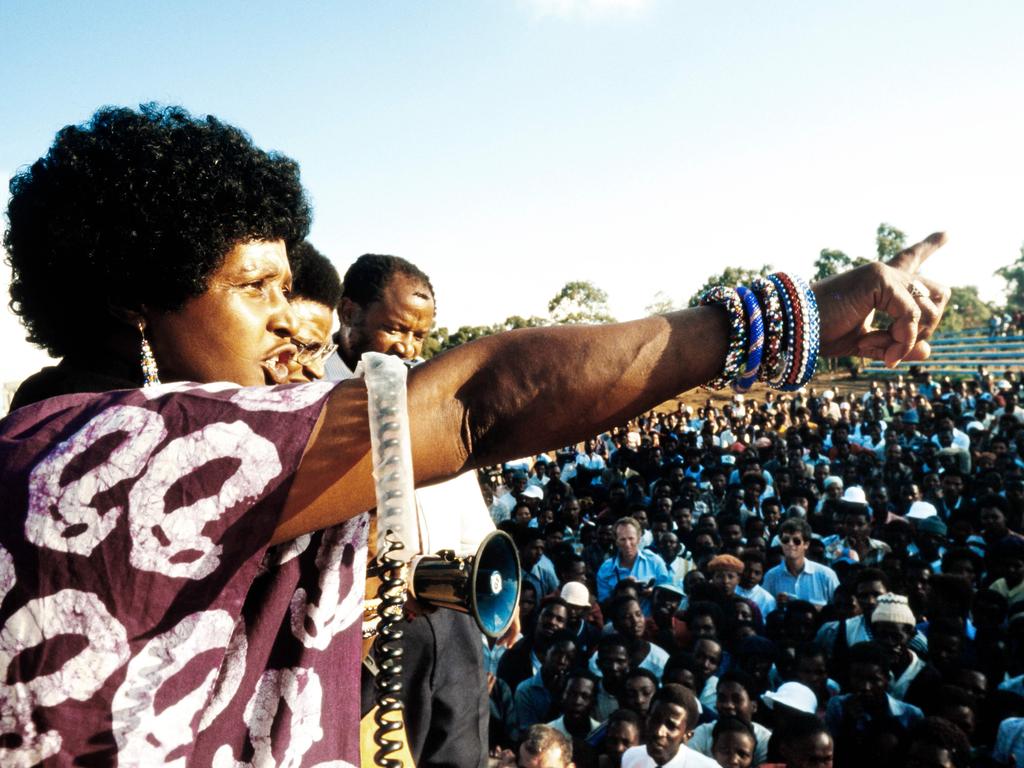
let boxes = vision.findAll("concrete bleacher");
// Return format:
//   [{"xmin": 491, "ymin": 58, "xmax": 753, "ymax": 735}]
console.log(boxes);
[{"xmin": 862, "ymin": 328, "xmax": 1024, "ymax": 378}]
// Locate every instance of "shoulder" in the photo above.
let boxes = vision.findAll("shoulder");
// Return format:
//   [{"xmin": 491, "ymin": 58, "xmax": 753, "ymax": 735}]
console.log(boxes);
[
  {"xmin": 621, "ymin": 745, "xmax": 650, "ymax": 768},
  {"xmin": 678, "ymin": 745, "xmax": 722, "ymax": 767}
]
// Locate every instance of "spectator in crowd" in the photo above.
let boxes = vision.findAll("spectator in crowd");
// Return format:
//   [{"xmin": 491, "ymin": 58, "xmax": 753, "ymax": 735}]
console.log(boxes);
[
  {"xmin": 598, "ymin": 710, "xmax": 642, "ymax": 768},
  {"xmin": 597, "ymin": 517, "xmax": 671, "ymax": 613},
  {"xmin": 763, "ymin": 518, "xmax": 840, "ymax": 607},
  {"xmin": 621, "ymin": 684, "xmax": 720, "ymax": 768}
]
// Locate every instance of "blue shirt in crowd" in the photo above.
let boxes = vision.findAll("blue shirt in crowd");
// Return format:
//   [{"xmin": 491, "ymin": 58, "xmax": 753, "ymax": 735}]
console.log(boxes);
[
  {"xmin": 596, "ymin": 548, "xmax": 670, "ymax": 613},
  {"xmin": 762, "ymin": 557, "xmax": 839, "ymax": 607}
]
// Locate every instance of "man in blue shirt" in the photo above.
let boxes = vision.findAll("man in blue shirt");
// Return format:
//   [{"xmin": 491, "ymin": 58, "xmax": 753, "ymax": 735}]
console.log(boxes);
[
  {"xmin": 596, "ymin": 517, "xmax": 671, "ymax": 614},
  {"xmin": 763, "ymin": 518, "xmax": 839, "ymax": 608}
]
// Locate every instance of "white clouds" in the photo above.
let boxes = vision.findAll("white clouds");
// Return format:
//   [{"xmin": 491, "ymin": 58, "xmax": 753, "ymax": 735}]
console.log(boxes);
[{"xmin": 520, "ymin": 0, "xmax": 652, "ymax": 21}]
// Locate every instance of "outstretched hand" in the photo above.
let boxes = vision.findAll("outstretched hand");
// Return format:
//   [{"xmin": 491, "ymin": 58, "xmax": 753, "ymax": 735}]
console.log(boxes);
[{"xmin": 813, "ymin": 232, "xmax": 950, "ymax": 367}]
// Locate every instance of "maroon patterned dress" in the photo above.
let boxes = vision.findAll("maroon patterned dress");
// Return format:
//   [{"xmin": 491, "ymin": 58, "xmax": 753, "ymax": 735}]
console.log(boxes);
[{"xmin": 0, "ymin": 381, "xmax": 367, "ymax": 766}]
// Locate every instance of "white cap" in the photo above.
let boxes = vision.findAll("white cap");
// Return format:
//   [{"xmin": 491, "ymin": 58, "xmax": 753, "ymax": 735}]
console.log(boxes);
[
  {"xmin": 907, "ymin": 500, "xmax": 938, "ymax": 520},
  {"xmin": 560, "ymin": 581, "xmax": 590, "ymax": 608},
  {"xmin": 823, "ymin": 390, "xmax": 835, "ymax": 400},
  {"xmin": 842, "ymin": 486, "xmax": 868, "ymax": 505},
  {"xmin": 823, "ymin": 476, "xmax": 843, "ymax": 490},
  {"xmin": 521, "ymin": 485, "xmax": 544, "ymax": 500},
  {"xmin": 762, "ymin": 682, "xmax": 817, "ymax": 714}
]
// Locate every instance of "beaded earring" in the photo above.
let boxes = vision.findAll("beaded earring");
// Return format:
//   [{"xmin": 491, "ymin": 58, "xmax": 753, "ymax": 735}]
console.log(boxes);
[{"xmin": 138, "ymin": 320, "xmax": 161, "ymax": 387}]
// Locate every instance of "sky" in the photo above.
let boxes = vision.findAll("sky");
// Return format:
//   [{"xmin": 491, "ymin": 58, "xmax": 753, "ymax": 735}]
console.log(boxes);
[{"xmin": 2, "ymin": 0, "xmax": 1023, "ymax": 384}]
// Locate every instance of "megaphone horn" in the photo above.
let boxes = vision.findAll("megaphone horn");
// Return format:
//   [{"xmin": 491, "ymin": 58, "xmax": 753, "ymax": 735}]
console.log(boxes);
[{"xmin": 409, "ymin": 530, "xmax": 521, "ymax": 638}]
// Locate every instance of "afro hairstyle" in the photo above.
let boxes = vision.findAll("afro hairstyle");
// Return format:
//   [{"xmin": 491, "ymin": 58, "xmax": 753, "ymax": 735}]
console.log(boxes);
[{"xmin": 5, "ymin": 103, "xmax": 311, "ymax": 357}]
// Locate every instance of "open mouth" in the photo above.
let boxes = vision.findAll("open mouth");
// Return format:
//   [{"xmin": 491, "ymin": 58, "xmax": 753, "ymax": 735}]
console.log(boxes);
[{"xmin": 261, "ymin": 348, "xmax": 294, "ymax": 385}]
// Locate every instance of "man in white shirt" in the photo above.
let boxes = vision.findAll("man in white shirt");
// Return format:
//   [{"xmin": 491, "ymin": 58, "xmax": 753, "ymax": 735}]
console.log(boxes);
[{"xmin": 620, "ymin": 684, "xmax": 721, "ymax": 768}]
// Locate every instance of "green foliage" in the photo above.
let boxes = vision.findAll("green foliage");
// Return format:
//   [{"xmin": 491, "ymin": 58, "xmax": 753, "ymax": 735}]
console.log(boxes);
[
  {"xmin": 498, "ymin": 315, "xmax": 549, "ymax": 331},
  {"xmin": 645, "ymin": 291, "xmax": 680, "ymax": 315},
  {"xmin": 996, "ymin": 242, "xmax": 1024, "ymax": 312},
  {"xmin": 813, "ymin": 249, "xmax": 852, "ymax": 281},
  {"xmin": 688, "ymin": 265, "xmax": 772, "ymax": 306},
  {"xmin": 548, "ymin": 280, "xmax": 615, "ymax": 324},
  {"xmin": 938, "ymin": 286, "xmax": 994, "ymax": 333},
  {"xmin": 876, "ymin": 223, "xmax": 906, "ymax": 261}
]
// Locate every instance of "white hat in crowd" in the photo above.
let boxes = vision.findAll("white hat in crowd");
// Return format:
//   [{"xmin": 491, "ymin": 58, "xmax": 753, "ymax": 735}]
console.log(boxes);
[
  {"xmin": 907, "ymin": 500, "xmax": 938, "ymax": 520},
  {"xmin": 560, "ymin": 581, "xmax": 590, "ymax": 608},
  {"xmin": 842, "ymin": 486, "xmax": 868, "ymax": 505},
  {"xmin": 762, "ymin": 682, "xmax": 817, "ymax": 714}
]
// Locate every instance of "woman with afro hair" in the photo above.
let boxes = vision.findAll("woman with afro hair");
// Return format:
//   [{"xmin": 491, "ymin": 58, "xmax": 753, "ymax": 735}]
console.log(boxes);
[{"xmin": 1, "ymin": 102, "xmax": 949, "ymax": 765}]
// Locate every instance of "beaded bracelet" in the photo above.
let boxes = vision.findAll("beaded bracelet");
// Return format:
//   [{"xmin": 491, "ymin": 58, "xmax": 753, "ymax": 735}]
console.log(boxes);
[
  {"xmin": 791, "ymin": 273, "xmax": 820, "ymax": 386},
  {"xmin": 765, "ymin": 274, "xmax": 798, "ymax": 389},
  {"xmin": 699, "ymin": 286, "xmax": 747, "ymax": 390},
  {"xmin": 772, "ymin": 272, "xmax": 821, "ymax": 391},
  {"xmin": 733, "ymin": 285, "xmax": 764, "ymax": 393},
  {"xmin": 750, "ymin": 277, "xmax": 784, "ymax": 383}
]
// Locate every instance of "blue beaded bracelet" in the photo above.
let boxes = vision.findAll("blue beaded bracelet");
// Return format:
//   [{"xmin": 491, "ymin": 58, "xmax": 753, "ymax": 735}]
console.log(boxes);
[{"xmin": 733, "ymin": 285, "xmax": 764, "ymax": 393}]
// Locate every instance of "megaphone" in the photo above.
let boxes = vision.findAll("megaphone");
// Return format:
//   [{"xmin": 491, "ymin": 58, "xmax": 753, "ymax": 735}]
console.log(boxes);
[{"xmin": 409, "ymin": 530, "xmax": 521, "ymax": 638}]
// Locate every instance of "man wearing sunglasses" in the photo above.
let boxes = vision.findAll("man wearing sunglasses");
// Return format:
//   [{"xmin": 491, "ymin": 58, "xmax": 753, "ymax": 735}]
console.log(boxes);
[{"xmin": 762, "ymin": 518, "xmax": 839, "ymax": 608}]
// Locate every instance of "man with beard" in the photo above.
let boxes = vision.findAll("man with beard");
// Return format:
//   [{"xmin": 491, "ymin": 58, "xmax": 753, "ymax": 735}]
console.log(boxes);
[{"xmin": 620, "ymin": 684, "xmax": 720, "ymax": 768}]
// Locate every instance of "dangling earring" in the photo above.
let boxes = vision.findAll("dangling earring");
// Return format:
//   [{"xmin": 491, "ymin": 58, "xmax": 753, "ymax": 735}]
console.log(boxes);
[{"xmin": 138, "ymin": 319, "xmax": 161, "ymax": 387}]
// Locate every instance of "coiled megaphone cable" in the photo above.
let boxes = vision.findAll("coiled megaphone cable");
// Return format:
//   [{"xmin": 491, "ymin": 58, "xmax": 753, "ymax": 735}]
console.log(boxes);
[{"xmin": 363, "ymin": 353, "xmax": 420, "ymax": 768}]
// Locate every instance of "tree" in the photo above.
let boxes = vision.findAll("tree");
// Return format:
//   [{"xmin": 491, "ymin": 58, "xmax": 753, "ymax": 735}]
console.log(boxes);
[
  {"xmin": 688, "ymin": 265, "xmax": 773, "ymax": 307},
  {"xmin": 813, "ymin": 249, "xmax": 852, "ymax": 281},
  {"xmin": 645, "ymin": 291, "xmax": 679, "ymax": 315},
  {"xmin": 876, "ymin": 223, "xmax": 906, "ymax": 261},
  {"xmin": 996, "ymin": 242, "xmax": 1024, "ymax": 312},
  {"xmin": 938, "ymin": 286, "xmax": 994, "ymax": 333},
  {"xmin": 498, "ymin": 315, "xmax": 549, "ymax": 331},
  {"xmin": 548, "ymin": 281, "xmax": 615, "ymax": 324}
]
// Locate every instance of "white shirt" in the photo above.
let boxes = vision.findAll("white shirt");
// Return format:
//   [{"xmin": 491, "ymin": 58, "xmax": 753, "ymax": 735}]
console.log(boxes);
[
  {"xmin": 328, "ymin": 353, "xmax": 495, "ymax": 556},
  {"xmin": 621, "ymin": 743, "xmax": 721, "ymax": 768}
]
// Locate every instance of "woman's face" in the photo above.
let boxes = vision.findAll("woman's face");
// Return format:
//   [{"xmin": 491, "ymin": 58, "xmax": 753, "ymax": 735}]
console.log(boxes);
[
  {"xmin": 712, "ymin": 731, "xmax": 755, "ymax": 768},
  {"xmin": 146, "ymin": 240, "xmax": 296, "ymax": 386}
]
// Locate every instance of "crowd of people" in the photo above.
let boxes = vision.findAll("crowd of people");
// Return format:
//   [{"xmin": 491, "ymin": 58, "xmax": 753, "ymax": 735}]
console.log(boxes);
[
  {"xmin": 0, "ymin": 102, "xmax": 979, "ymax": 767},
  {"xmin": 482, "ymin": 373, "xmax": 1024, "ymax": 768}
]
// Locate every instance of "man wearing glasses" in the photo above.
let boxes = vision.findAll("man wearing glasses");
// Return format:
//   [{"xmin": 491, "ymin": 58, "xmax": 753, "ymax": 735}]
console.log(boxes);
[
  {"xmin": 762, "ymin": 518, "xmax": 839, "ymax": 608},
  {"xmin": 285, "ymin": 241, "xmax": 341, "ymax": 383}
]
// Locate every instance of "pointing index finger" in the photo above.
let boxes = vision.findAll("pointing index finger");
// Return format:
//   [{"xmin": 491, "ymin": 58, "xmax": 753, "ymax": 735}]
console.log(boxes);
[{"xmin": 887, "ymin": 231, "xmax": 948, "ymax": 274}]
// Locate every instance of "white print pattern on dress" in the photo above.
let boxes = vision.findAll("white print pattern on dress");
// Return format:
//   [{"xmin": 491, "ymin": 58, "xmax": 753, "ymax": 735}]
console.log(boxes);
[
  {"xmin": 0, "ymin": 589, "xmax": 129, "ymax": 765},
  {"xmin": 211, "ymin": 667, "xmax": 324, "ymax": 768},
  {"xmin": 199, "ymin": 616, "xmax": 250, "ymax": 731},
  {"xmin": 0, "ymin": 546, "xmax": 15, "ymax": 609},
  {"xmin": 26, "ymin": 405, "xmax": 167, "ymax": 555},
  {"xmin": 112, "ymin": 610, "xmax": 236, "ymax": 766},
  {"xmin": 140, "ymin": 380, "xmax": 238, "ymax": 400},
  {"xmin": 128, "ymin": 420, "xmax": 280, "ymax": 579},
  {"xmin": 288, "ymin": 516, "xmax": 368, "ymax": 650},
  {"xmin": 230, "ymin": 381, "xmax": 335, "ymax": 413}
]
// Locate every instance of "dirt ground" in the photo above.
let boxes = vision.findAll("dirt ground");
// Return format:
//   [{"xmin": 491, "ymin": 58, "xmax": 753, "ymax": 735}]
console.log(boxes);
[{"xmin": 655, "ymin": 369, "xmax": 874, "ymax": 414}]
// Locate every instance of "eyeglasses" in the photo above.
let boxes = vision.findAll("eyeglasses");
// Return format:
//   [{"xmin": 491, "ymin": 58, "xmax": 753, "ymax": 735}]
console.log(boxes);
[
  {"xmin": 293, "ymin": 339, "xmax": 337, "ymax": 366},
  {"xmin": 780, "ymin": 536, "xmax": 804, "ymax": 545}
]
